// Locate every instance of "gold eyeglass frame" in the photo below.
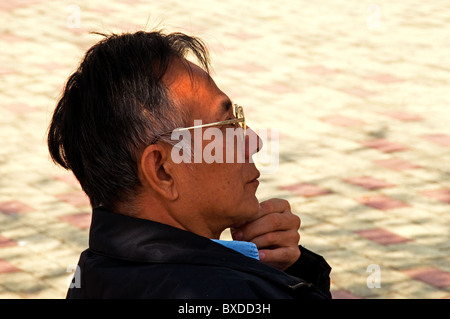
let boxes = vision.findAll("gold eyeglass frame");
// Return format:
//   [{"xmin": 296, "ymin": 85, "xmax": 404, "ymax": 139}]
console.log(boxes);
[{"xmin": 151, "ymin": 104, "xmax": 246, "ymax": 144}]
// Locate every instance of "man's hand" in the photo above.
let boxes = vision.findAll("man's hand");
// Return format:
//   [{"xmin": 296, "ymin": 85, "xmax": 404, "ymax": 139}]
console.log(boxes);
[{"xmin": 231, "ymin": 198, "xmax": 301, "ymax": 271}]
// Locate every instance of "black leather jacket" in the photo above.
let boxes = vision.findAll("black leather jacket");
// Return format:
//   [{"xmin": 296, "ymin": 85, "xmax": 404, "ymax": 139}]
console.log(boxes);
[{"xmin": 67, "ymin": 208, "xmax": 332, "ymax": 299}]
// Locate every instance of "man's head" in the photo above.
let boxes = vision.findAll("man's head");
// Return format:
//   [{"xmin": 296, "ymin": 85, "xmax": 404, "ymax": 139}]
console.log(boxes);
[{"xmin": 48, "ymin": 31, "xmax": 262, "ymax": 238}]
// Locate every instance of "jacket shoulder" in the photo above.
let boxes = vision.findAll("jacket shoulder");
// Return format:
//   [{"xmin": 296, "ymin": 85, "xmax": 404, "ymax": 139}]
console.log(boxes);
[{"xmin": 67, "ymin": 250, "xmax": 294, "ymax": 299}]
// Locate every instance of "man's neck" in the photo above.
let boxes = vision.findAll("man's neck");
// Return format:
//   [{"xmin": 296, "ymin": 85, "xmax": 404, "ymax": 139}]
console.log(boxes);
[{"xmin": 115, "ymin": 198, "xmax": 223, "ymax": 239}]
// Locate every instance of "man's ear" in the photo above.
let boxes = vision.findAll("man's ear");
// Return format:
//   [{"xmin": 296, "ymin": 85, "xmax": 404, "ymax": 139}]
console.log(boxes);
[{"xmin": 140, "ymin": 144, "xmax": 179, "ymax": 201}]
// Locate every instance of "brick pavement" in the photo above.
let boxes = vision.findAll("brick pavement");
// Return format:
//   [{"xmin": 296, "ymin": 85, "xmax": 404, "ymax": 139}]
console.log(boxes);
[{"xmin": 1, "ymin": 0, "xmax": 450, "ymax": 298}]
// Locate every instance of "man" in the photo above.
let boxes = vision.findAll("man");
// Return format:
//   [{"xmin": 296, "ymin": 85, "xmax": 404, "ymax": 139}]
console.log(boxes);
[{"xmin": 48, "ymin": 30, "xmax": 331, "ymax": 299}]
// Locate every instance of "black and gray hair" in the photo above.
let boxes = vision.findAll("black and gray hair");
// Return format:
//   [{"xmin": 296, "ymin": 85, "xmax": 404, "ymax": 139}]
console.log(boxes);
[{"xmin": 47, "ymin": 30, "xmax": 210, "ymax": 210}]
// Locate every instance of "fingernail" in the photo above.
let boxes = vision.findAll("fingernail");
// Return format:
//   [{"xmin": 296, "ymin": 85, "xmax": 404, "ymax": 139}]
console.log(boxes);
[{"xmin": 259, "ymin": 251, "xmax": 266, "ymax": 260}]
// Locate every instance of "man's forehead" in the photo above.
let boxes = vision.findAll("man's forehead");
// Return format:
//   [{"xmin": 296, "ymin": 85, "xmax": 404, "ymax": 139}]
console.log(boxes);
[
  {"xmin": 162, "ymin": 58, "xmax": 210, "ymax": 89},
  {"xmin": 163, "ymin": 57, "xmax": 230, "ymax": 118}
]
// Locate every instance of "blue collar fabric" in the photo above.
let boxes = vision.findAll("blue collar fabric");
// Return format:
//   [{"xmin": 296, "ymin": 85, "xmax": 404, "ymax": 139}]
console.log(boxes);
[{"xmin": 211, "ymin": 239, "xmax": 260, "ymax": 260}]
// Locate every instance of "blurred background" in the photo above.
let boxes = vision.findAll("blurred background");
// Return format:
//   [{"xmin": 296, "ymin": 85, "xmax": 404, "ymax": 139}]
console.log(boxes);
[{"xmin": 1, "ymin": 0, "xmax": 450, "ymax": 298}]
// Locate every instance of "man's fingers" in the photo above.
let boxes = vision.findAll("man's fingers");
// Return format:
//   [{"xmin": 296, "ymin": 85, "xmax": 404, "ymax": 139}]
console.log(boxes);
[
  {"xmin": 250, "ymin": 229, "xmax": 300, "ymax": 250},
  {"xmin": 232, "ymin": 212, "xmax": 300, "ymax": 242},
  {"xmin": 230, "ymin": 198, "xmax": 302, "ymax": 271},
  {"xmin": 258, "ymin": 198, "xmax": 291, "ymax": 218},
  {"xmin": 231, "ymin": 198, "xmax": 300, "ymax": 241},
  {"xmin": 258, "ymin": 246, "xmax": 301, "ymax": 271}
]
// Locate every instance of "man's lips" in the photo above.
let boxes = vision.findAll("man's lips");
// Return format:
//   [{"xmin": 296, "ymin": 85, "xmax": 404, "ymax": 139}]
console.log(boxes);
[{"xmin": 248, "ymin": 171, "xmax": 260, "ymax": 184}]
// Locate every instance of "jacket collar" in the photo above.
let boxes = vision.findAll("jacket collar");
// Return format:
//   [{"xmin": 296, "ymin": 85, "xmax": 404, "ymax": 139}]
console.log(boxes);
[{"xmin": 88, "ymin": 208, "xmax": 310, "ymax": 290}]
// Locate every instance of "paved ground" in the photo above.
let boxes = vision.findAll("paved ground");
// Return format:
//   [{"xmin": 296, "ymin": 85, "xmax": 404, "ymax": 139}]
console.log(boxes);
[{"xmin": 1, "ymin": 0, "xmax": 450, "ymax": 299}]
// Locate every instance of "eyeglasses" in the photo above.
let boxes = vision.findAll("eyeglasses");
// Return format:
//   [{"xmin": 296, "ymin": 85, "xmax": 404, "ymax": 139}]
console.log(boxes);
[{"xmin": 151, "ymin": 104, "xmax": 246, "ymax": 144}]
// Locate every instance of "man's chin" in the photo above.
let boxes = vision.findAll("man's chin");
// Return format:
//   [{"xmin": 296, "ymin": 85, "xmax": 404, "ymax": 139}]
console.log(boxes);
[{"xmin": 230, "ymin": 202, "xmax": 260, "ymax": 229}]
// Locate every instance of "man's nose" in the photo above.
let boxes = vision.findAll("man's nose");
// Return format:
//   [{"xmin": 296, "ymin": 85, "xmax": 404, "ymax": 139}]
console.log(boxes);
[{"xmin": 245, "ymin": 126, "xmax": 263, "ymax": 159}]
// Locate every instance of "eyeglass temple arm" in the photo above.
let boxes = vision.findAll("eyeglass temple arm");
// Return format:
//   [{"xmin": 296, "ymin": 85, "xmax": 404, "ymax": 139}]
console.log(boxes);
[
  {"xmin": 151, "ymin": 117, "xmax": 245, "ymax": 144},
  {"xmin": 171, "ymin": 118, "xmax": 245, "ymax": 133}
]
